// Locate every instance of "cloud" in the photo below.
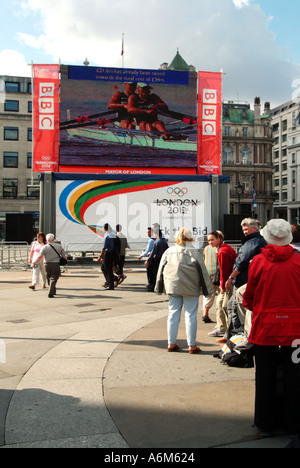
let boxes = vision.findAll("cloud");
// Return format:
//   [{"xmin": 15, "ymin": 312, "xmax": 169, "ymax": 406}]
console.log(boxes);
[
  {"xmin": 14, "ymin": 0, "xmax": 300, "ymax": 106},
  {"xmin": 232, "ymin": 0, "xmax": 251, "ymax": 8},
  {"xmin": 0, "ymin": 49, "xmax": 31, "ymax": 76}
]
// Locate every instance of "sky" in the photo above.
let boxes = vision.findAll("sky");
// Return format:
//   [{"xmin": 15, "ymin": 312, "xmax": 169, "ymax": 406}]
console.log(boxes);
[{"xmin": 0, "ymin": 0, "xmax": 300, "ymax": 107}]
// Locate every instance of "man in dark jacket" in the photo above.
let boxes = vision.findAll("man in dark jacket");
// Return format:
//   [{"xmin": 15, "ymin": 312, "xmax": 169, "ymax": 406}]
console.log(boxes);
[
  {"xmin": 221, "ymin": 218, "xmax": 267, "ymax": 341},
  {"xmin": 145, "ymin": 226, "xmax": 168, "ymax": 292}
]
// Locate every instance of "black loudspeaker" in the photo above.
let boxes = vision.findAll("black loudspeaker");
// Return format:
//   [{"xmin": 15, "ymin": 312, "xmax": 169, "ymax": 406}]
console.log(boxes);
[
  {"xmin": 224, "ymin": 214, "xmax": 244, "ymax": 242},
  {"xmin": 6, "ymin": 214, "xmax": 34, "ymax": 244}
]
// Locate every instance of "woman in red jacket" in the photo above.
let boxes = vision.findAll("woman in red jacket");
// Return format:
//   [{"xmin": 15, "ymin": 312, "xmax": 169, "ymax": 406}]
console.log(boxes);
[
  {"xmin": 206, "ymin": 231, "xmax": 237, "ymax": 338},
  {"xmin": 243, "ymin": 219, "xmax": 300, "ymax": 436}
]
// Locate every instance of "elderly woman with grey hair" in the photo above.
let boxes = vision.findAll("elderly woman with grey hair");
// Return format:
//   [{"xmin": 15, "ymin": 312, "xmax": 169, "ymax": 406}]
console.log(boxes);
[{"xmin": 155, "ymin": 228, "xmax": 212, "ymax": 354}]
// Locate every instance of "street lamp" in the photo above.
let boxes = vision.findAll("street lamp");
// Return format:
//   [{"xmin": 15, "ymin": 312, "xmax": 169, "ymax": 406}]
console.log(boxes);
[{"xmin": 235, "ymin": 182, "xmax": 244, "ymax": 214}]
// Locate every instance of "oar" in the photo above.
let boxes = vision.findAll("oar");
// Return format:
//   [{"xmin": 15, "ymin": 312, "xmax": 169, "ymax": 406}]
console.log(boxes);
[
  {"xmin": 60, "ymin": 116, "xmax": 119, "ymax": 131},
  {"xmin": 60, "ymin": 109, "xmax": 117, "ymax": 127},
  {"xmin": 158, "ymin": 109, "xmax": 197, "ymax": 125}
]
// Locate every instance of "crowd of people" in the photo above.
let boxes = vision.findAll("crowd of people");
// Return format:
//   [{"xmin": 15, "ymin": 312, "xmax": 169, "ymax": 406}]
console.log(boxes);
[
  {"xmin": 28, "ymin": 218, "xmax": 300, "ymax": 437},
  {"xmin": 154, "ymin": 218, "xmax": 300, "ymax": 438}
]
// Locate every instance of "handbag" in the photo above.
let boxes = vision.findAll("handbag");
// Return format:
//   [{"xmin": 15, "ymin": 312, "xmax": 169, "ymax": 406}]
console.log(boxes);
[
  {"xmin": 212, "ymin": 270, "xmax": 220, "ymax": 286},
  {"xmin": 196, "ymin": 261, "xmax": 209, "ymax": 297},
  {"xmin": 156, "ymin": 258, "xmax": 168, "ymax": 294},
  {"xmin": 49, "ymin": 244, "xmax": 68, "ymax": 266}
]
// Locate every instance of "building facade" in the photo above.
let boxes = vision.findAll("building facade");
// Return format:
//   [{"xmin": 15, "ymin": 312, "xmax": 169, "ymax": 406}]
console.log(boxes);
[
  {"xmin": 222, "ymin": 98, "xmax": 274, "ymax": 225},
  {"xmin": 0, "ymin": 75, "xmax": 39, "ymax": 240},
  {"xmin": 271, "ymin": 99, "xmax": 300, "ymax": 224}
]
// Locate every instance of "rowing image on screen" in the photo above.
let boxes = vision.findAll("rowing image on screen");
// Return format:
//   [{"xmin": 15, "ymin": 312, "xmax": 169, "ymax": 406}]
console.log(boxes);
[{"xmin": 59, "ymin": 65, "xmax": 198, "ymax": 170}]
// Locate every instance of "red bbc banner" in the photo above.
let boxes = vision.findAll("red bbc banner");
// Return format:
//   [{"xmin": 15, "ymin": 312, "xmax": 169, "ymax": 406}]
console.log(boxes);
[
  {"xmin": 197, "ymin": 71, "xmax": 222, "ymax": 175},
  {"xmin": 33, "ymin": 64, "xmax": 60, "ymax": 172}
]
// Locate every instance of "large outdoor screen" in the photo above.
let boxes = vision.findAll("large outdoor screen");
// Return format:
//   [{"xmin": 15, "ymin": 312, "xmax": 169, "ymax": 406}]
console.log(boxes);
[{"xmin": 59, "ymin": 65, "xmax": 198, "ymax": 171}]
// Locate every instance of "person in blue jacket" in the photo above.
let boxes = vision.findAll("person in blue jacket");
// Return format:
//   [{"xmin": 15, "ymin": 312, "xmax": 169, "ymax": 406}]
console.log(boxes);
[{"xmin": 221, "ymin": 218, "xmax": 267, "ymax": 342}]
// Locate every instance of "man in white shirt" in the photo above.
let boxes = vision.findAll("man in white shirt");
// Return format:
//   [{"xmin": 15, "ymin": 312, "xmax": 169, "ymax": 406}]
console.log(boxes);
[{"xmin": 35, "ymin": 233, "xmax": 66, "ymax": 298}]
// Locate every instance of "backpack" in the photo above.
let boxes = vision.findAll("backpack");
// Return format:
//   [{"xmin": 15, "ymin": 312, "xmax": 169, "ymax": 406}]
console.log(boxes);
[{"xmin": 219, "ymin": 335, "xmax": 254, "ymax": 368}]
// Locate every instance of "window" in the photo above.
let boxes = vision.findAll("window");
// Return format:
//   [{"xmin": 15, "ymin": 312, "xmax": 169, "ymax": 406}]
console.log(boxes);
[
  {"xmin": 3, "ymin": 152, "xmax": 18, "ymax": 168},
  {"xmin": 224, "ymin": 147, "xmax": 232, "ymax": 163},
  {"xmin": 224, "ymin": 126, "xmax": 230, "ymax": 136},
  {"xmin": 28, "ymin": 101, "xmax": 32, "ymax": 113},
  {"xmin": 4, "ymin": 100, "xmax": 19, "ymax": 112},
  {"xmin": 243, "ymin": 127, "xmax": 248, "ymax": 137},
  {"xmin": 27, "ymin": 179, "xmax": 40, "ymax": 198},
  {"xmin": 282, "ymin": 163, "xmax": 288, "ymax": 172},
  {"xmin": 4, "ymin": 127, "xmax": 19, "ymax": 140},
  {"xmin": 3, "ymin": 179, "xmax": 18, "ymax": 198},
  {"xmin": 5, "ymin": 82, "xmax": 20, "ymax": 93},
  {"xmin": 241, "ymin": 148, "xmax": 250, "ymax": 165},
  {"xmin": 27, "ymin": 128, "xmax": 32, "ymax": 141},
  {"xmin": 27, "ymin": 152, "xmax": 32, "ymax": 169},
  {"xmin": 282, "ymin": 177, "xmax": 288, "ymax": 186}
]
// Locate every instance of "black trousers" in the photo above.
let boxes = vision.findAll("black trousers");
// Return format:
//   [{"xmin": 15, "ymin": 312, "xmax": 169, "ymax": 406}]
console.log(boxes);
[
  {"xmin": 45, "ymin": 262, "xmax": 61, "ymax": 297},
  {"xmin": 254, "ymin": 345, "xmax": 300, "ymax": 434},
  {"xmin": 101, "ymin": 252, "xmax": 116, "ymax": 289}
]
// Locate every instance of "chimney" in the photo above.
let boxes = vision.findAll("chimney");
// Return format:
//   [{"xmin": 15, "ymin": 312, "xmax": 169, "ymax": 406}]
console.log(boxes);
[
  {"xmin": 264, "ymin": 102, "xmax": 270, "ymax": 114},
  {"xmin": 254, "ymin": 97, "xmax": 261, "ymax": 123}
]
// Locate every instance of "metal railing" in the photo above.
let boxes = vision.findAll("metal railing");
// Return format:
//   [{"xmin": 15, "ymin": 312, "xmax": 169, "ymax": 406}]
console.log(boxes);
[{"xmin": 0, "ymin": 242, "xmax": 31, "ymax": 269}]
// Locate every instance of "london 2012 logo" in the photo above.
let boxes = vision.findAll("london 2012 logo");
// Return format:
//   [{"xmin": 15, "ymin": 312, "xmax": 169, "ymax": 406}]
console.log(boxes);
[{"xmin": 167, "ymin": 187, "xmax": 188, "ymax": 198}]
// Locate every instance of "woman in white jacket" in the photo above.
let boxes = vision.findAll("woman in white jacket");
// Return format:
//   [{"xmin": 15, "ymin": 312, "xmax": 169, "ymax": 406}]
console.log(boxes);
[{"xmin": 155, "ymin": 228, "xmax": 212, "ymax": 354}]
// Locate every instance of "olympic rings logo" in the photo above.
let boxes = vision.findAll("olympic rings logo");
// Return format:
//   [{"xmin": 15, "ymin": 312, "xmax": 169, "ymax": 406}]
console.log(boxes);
[{"xmin": 167, "ymin": 187, "xmax": 189, "ymax": 198}]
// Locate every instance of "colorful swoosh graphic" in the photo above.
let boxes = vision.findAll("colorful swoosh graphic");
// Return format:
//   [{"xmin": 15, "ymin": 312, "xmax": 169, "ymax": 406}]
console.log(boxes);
[{"xmin": 59, "ymin": 179, "xmax": 176, "ymax": 237}]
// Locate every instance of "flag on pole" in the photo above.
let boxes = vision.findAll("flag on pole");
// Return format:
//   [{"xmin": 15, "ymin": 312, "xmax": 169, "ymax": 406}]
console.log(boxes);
[{"xmin": 121, "ymin": 33, "xmax": 124, "ymax": 56}]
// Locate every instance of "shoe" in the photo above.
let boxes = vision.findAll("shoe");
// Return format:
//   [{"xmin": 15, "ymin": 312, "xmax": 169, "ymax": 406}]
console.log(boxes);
[
  {"xmin": 43, "ymin": 284, "xmax": 46, "ymax": 289},
  {"xmin": 216, "ymin": 337, "xmax": 227, "ymax": 344},
  {"xmin": 202, "ymin": 316, "xmax": 213, "ymax": 323},
  {"xmin": 48, "ymin": 294, "xmax": 54, "ymax": 298},
  {"xmin": 118, "ymin": 275, "xmax": 127, "ymax": 284},
  {"xmin": 104, "ymin": 286, "xmax": 114, "ymax": 290},
  {"xmin": 29, "ymin": 285, "xmax": 35, "ymax": 290},
  {"xmin": 189, "ymin": 346, "xmax": 202, "ymax": 354},
  {"xmin": 167, "ymin": 344, "xmax": 180, "ymax": 352},
  {"xmin": 208, "ymin": 329, "xmax": 224, "ymax": 337}
]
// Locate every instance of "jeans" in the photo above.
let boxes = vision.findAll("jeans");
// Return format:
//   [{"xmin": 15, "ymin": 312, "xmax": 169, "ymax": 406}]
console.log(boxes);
[{"xmin": 168, "ymin": 295, "xmax": 199, "ymax": 347}]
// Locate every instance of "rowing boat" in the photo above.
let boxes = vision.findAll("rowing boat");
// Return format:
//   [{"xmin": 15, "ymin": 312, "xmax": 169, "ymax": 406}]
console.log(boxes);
[{"xmin": 66, "ymin": 126, "xmax": 197, "ymax": 152}]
